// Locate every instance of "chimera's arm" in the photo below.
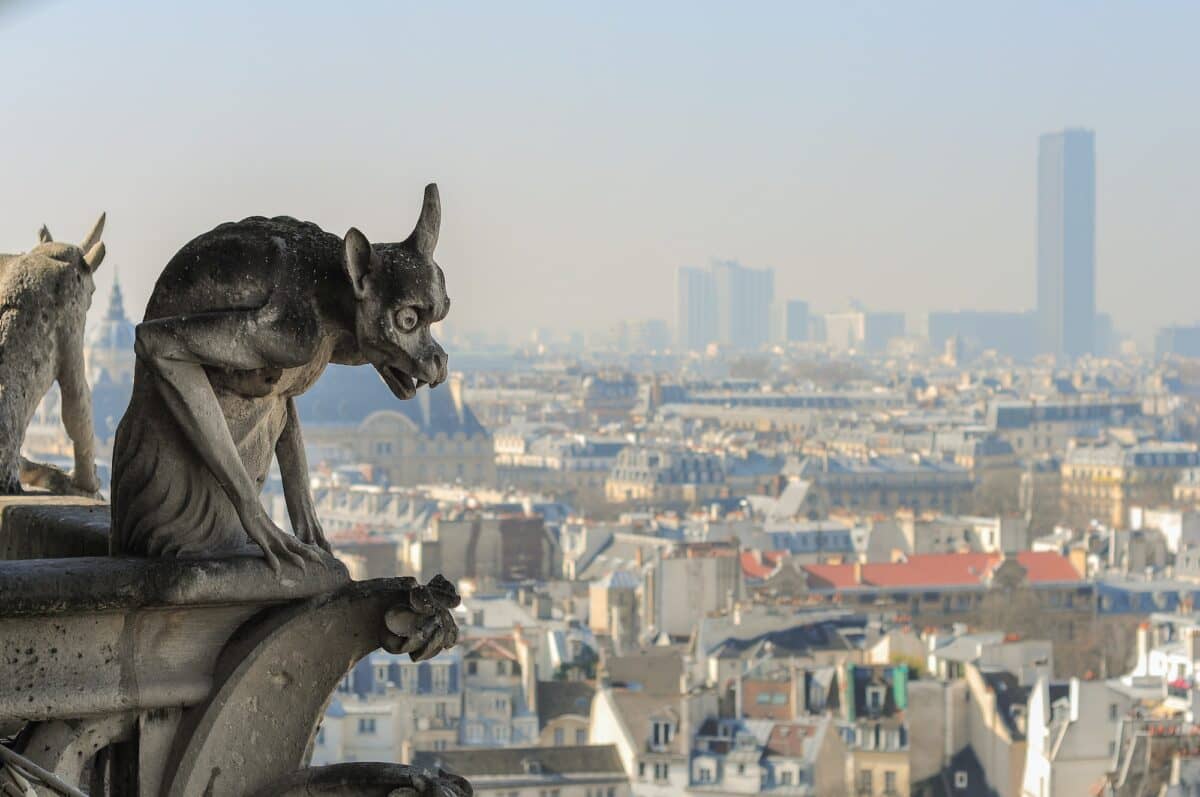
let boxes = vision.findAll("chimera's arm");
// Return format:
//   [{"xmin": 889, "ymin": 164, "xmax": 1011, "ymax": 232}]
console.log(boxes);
[{"xmin": 275, "ymin": 397, "xmax": 330, "ymax": 552}]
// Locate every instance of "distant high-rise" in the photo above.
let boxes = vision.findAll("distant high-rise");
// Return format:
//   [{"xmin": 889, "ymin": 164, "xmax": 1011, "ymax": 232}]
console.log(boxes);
[
  {"xmin": 1037, "ymin": 128, "xmax": 1096, "ymax": 361},
  {"xmin": 677, "ymin": 261, "xmax": 774, "ymax": 350},
  {"xmin": 677, "ymin": 266, "xmax": 716, "ymax": 349},
  {"xmin": 823, "ymin": 310, "xmax": 905, "ymax": 353},
  {"xmin": 711, "ymin": 260, "xmax": 774, "ymax": 349},
  {"xmin": 772, "ymin": 299, "xmax": 810, "ymax": 343}
]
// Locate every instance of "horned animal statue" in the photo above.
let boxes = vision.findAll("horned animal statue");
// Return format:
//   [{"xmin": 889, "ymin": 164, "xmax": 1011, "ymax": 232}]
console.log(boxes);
[
  {"xmin": 110, "ymin": 185, "xmax": 450, "ymax": 571},
  {"xmin": 0, "ymin": 215, "xmax": 106, "ymax": 496}
]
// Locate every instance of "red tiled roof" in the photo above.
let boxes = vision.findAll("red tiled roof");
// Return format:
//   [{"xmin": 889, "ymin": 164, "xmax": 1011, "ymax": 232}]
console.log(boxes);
[
  {"xmin": 740, "ymin": 550, "xmax": 786, "ymax": 580},
  {"xmin": 1014, "ymin": 550, "xmax": 1082, "ymax": 582},
  {"xmin": 799, "ymin": 551, "xmax": 1080, "ymax": 591},
  {"xmin": 764, "ymin": 722, "xmax": 818, "ymax": 757}
]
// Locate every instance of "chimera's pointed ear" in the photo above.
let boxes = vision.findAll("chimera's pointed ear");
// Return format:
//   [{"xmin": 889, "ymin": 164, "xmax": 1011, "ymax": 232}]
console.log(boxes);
[
  {"xmin": 403, "ymin": 183, "xmax": 440, "ymax": 258},
  {"xmin": 80, "ymin": 212, "xmax": 106, "ymax": 253},
  {"xmin": 344, "ymin": 227, "xmax": 373, "ymax": 299},
  {"xmin": 38, "ymin": 225, "xmax": 52, "ymax": 244},
  {"xmin": 83, "ymin": 242, "xmax": 105, "ymax": 273}
]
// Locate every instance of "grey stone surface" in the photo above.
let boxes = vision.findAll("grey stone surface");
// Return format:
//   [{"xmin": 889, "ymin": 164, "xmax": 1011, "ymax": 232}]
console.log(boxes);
[
  {"xmin": 0, "ymin": 552, "xmax": 348, "ymax": 617},
  {"xmin": 0, "ymin": 495, "xmax": 109, "ymax": 560},
  {"xmin": 1, "ymin": 564, "xmax": 462, "ymax": 794},
  {"xmin": 163, "ymin": 577, "xmax": 461, "ymax": 796},
  {"xmin": 110, "ymin": 184, "xmax": 452, "ymax": 572},
  {"xmin": 0, "ymin": 216, "xmax": 106, "ymax": 496},
  {"xmin": 252, "ymin": 763, "xmax": 472, "ymax": 796}
]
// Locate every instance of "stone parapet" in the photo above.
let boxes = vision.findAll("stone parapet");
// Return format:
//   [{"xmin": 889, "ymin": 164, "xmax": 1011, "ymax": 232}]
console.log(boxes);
[{"xmin": 0, "ymin": 506, "xmax": 469, "ymax": 796}]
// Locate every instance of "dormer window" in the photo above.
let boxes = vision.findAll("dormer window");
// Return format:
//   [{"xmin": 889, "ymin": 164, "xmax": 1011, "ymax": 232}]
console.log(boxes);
[
  {"xmin": 866, "ymin": 685, "xmax": 886, "ymax": 714},
  {"xmin": 652, "ymin": 720, "xmax": 675, "ymax": 749}
]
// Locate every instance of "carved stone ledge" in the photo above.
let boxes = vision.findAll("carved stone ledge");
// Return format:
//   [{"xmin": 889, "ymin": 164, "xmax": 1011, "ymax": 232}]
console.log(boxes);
[
  {"xmin": 253, "ymin": 762, "xmax": 473, "ymax": 796},
  {"xmin": 0, "ymin": 555, "xmax": 462, "ymax": 796},
  {"xmin": 0, "ymin": 495, "xmax": 110, "ymax": 560}
]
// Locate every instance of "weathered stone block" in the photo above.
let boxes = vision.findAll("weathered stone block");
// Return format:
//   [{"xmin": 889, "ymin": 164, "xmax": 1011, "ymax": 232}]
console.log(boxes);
[{"xmin": 0, "ymin": 495, "xmax": 109, "ymax": 560}]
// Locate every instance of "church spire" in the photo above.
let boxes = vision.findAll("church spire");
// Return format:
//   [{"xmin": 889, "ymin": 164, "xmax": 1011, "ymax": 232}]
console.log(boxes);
[{"xmin": 104, "ymin": 270, "xmax": 126, "ymax": 323}]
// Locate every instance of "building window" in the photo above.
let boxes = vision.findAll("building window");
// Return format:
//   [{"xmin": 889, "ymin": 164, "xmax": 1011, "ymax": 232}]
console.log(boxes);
[
  {"xmin": 576, "ymin": 729, "xmax": 587, "ymax": 744},
  {"xmin": 357, "ymin": 718, "xmax": 376, "ymax": 735},
  {"xmin": 867, "ymin": 685, "xmax": 885, "ymax": 713},
  {"xmin": 432, "ymin": 666, "xmax": 449, "ymax": 694},
  {"xmin": 858, "ymin": 769, "xmax": 873, "ymax": 792},
  {"xmin": 638, "ymin": 762, "xmax": 645, "ymax": 779},
  {"xmin": 955, "ymin": 771, "xmax": 968, "ymax": 788},
  {"xmin": 652, "ymin": 720, "xmax": 674, "ymax": 748},
  {"xmin": 698, "ymin": 766, "xmax": 713, "ymax": 783},
  {"xmin": 1109, "ymin": 703, "xmax": 1119, "ymax": 721},
  {"xmin": 467, "ymin": 661, "xmax": 478, "ymax": 675},
  {"xmin": 885, "ymin": 770, "xmax": 897, "ymax": 792},
  {"xmin": 781, "ymin": 771, "xmax": 792, "ymax": 785},
  {"xmin": 497, "ymin": 660, "xmax": 508, "ymax": 676},
  {"xmin": 554, "ymin": 728, "xmax": 565, "ymax": 746}
]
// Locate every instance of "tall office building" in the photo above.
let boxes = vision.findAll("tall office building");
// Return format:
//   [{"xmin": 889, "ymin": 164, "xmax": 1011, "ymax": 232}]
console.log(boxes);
[
  {"xmin": 711, "ymin": 260, "xmax": 774, "ymax": 349},
  {"xmin": 677, "ymin": 266, "xmax": 716, "ymax": 350},
  {"xmin": 677, "ymin": 261, "xmax": 774, "ymax": 350},
  {"xmin": 772, "ymin": 299, "xmax": 810, "ymax": 343},
  {"xmin": 1037, "ymin": 128, "xmax": 1096, "ymax": 361}
]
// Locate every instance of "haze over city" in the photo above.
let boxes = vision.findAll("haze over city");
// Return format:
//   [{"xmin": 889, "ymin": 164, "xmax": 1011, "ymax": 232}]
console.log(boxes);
[{"xmin": 2, "ymin": 1, "xmax": 1199, "ymax": 344}]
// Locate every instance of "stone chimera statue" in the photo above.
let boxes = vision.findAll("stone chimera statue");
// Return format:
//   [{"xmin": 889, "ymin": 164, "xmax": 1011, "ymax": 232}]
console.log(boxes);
[
  {"xmin": 0, "ymin": 216, "xmax": 106, "ymax": 496},
  {"xmin": 111, "ymin": 185, "xmax": 450, "ymax": 571}
]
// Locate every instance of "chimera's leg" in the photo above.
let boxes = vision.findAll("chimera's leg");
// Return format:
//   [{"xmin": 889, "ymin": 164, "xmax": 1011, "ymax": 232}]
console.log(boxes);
[{"xmin": 57, "ymin": 337, "xmax": 100, "ymax": 494}]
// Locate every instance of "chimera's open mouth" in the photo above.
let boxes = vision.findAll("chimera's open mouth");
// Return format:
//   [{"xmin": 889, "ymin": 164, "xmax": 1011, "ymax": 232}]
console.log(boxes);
[{"xmin": 379, "ymin": 363, "xmax": 430, "ymax": 400}]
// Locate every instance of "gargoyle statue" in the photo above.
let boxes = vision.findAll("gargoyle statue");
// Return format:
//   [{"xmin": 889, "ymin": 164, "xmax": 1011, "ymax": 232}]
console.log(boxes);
[
  {"xmin": 111, "ymin": 185, "xmax": 449, "ymax": 571},
  {"xmin": 0, "ymin": 216, "xmax": 106, "ymax": 496}
]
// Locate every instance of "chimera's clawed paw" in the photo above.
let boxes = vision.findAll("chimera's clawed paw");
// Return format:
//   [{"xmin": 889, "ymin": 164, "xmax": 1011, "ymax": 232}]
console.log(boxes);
[
  {"xmin": 241, "ymin": 504, "xmax": 325, "ymax": 575},
  {"xmin": 381, "ymin": 576, "xmax": 463, "ymax": 661}
]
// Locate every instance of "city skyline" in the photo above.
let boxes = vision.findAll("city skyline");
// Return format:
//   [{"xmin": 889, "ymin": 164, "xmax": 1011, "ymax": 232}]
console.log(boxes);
[{"xmin": 2, "ymin": 3, "xmax": 1199, "ymax": 345}]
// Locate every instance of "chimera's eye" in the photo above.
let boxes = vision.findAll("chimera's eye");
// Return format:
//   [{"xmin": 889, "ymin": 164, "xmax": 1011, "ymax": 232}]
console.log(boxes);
[{"xmin": 396, "ymin": 307, "xmax": 419, "ymax": 332}]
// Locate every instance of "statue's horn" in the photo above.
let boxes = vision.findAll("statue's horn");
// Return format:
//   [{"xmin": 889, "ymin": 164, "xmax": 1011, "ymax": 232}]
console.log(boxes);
[
  {"xmin": 38, "ymin": 225, "xmax": 52, "ymax": 244},
  {"xmin": 83, "ymin": 242, "xmax": 105, "ymax": 272},
  {"xmin": 80, "ymin": 212, "xmax": 106, "ymax": 253},
  {"xmin": 403, "ymin": 184, "xmax": 440, "ymax": 258}
]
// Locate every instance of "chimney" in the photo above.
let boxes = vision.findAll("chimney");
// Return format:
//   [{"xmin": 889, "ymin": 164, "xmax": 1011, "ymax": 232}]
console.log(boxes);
[
  {"xmin": 853, "ymin": 562, "xmax": 864, "ymax": 585},
  {"xmin": 1135, "ymin": 623, "xmax": 1150, "ymax": 672},
  {"xmin": 635, "ymin": 547, "xmax": 644, "ymax": 568},
  {"xmin": 448, "ymin": 372, "xmax": 465, "ymax": 414}
]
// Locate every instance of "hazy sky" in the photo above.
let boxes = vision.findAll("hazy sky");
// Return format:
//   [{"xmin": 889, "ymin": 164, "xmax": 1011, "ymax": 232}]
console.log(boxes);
[{"xmin": 2, "ymin": 1, "xmax": 1198, "ymax": 343}]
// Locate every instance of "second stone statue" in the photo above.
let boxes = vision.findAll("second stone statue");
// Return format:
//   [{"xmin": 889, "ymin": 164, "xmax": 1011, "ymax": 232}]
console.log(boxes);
[{"xmin": 110, "ymin": 184, "xmax": 451, "ymax": 572}]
